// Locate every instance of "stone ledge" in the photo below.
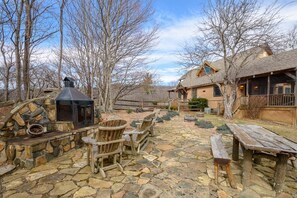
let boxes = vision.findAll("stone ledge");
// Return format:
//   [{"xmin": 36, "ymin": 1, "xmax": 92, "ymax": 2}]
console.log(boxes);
[{"xmin": 0, "ymin": 164, "xmax": 16, "ymax": 177}]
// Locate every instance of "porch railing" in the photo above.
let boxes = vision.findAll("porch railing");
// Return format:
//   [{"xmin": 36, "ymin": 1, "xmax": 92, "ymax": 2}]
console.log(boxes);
[
  {"xmin": 268, "ymin": 94, "xmax": 295, "ymax": 106},
  {"xmin": 240, "ymin": 94, "xmax": 295, "ymax": 107}
]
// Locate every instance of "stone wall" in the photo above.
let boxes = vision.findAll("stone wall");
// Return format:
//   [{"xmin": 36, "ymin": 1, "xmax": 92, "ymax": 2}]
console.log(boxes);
[
  {"xmin": 0, "ymin": 125, "xmax": 99, "ymax": 168},
  {"xmin": 0, "ymin": 97, "xmax": 56, "ymax": 138}
]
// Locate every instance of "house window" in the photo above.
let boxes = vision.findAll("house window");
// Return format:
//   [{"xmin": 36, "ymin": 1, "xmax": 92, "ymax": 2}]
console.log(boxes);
[
  {"xmin": 285, "ymin": 87, "xmax": 291, "ymax": 94},
  {"xmin": 183, "ymin": 92, "xmax": 188, "ymax": 100},
  {"xmin": 192, "ymin": 88, "xmax": 197, "ymax": 98},
  {"xmin": 204, "ymin": 66, "xmax": 212, "ymax": 74},
  {"xmin": 213, "ymin": 85, "xmax": 222, "ymax": 97}
]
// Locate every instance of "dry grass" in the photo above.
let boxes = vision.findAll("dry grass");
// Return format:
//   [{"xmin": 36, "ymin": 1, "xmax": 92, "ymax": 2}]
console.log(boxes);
[
  {"xmin": 202, "ymin": 114, "xmax": 297, "ymax": 143},
  {"xmin": 102, "ymin": 110, "xmax": 297, "ymax": 143}
]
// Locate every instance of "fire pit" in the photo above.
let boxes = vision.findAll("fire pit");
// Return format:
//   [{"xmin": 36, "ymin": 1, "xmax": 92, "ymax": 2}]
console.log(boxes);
[{"xmin": 26, "ymin": 124, "xmax": 44, "ymax": 137}]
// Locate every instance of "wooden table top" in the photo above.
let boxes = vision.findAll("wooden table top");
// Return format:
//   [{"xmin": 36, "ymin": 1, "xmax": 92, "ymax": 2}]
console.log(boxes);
[{"xmin": 227, "ymin": 124, "xmax": 297, "ymax": 156}]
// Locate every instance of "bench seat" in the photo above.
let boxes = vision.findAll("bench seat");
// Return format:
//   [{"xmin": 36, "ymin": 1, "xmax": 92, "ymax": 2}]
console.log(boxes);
[{"xmin": 210, "ymin": 134, "xmax": 236, "ymax": 188}]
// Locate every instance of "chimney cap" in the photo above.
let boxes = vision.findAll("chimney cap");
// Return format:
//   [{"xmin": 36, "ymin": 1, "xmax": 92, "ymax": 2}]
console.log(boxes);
[
  {"xmin": 63, "ymin": 77, "xmax": 75, "ymax": 88},
  {"xmin": 63, "ymin": 77, "xmax": 76, "ymax": 82}
]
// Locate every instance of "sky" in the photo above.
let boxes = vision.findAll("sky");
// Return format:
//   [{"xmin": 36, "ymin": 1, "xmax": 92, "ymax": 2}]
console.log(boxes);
[{"xmin": 150, "ymin": 0, "xmax": 297, "ymax": 85}]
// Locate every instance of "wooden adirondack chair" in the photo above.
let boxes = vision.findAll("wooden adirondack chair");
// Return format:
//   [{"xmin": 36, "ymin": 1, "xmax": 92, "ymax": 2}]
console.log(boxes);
[
  {"xmin": 82, "ymin": 119, "xmax": 127, "ymax": 177},
  {"xmin": 123, "ymin": 113, "xmax": 155, "ymax": 155},
  {"xmin": 150, "ymin": 108, "xmax": 161, "ymax": 136}
]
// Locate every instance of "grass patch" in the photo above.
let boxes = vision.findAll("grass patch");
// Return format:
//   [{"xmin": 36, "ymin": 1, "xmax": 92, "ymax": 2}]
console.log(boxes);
[
  {"xmin": 130, "ymin": 120, "xmax": 140, "ymax": 128},
  {"xmin": 199, "ymin": 114, "xmax": 297, "ymax": 142},
  {"xmin": 161, "ymin": 115, "xmax": 171, "ymax": 121},
  {"xmin": 195, "ymin": 120, "xmax": 214, "ymax": 128},
  {"xmin": 156, "ymin": 117, "xmax": 164, "ymax": 123},
  {"xmin": 216, "ymin": 124, "xmax": 231, "ymax": 134}
]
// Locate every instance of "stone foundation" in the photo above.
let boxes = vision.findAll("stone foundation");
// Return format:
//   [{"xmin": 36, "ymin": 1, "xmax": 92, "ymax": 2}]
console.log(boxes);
[
  {"xmin": 0, "ymin": 125, "xmax": 99, "ymax": 168},
  {"xmin": 0, "ymin": 97, "xmax": 56, "ymax": 138}
]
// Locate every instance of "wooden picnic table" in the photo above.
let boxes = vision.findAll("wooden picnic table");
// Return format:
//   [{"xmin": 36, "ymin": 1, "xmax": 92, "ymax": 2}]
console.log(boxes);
[{"xmin": 226, "ymin": 124, "xmax": 297, "ymax": 194}]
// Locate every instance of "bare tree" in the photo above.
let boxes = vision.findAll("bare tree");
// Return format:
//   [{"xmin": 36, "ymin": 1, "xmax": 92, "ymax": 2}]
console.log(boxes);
[
  {"xmin": 2, "ymin": 0, "xmax": 24, "ymax": 101},
  {"xmin": 63, "ymin": 0, "xmax": 157, "ymax": 112},
  {"xmin": 182, "ymin": 0, "xmax": 282, "ymax": 119},
  {"xmin": 95, "ymin": 0, "xmax": 157, "ymax": 112},
  {"xmin": 57, "ymin": 0, "xmax": 66, "ymax": 89},
  {"xmin": 284, "ymin": 25, "xmax": 297, "ymax": 50},
  {"xmin": 63, "ymin": 0, "xmax": 98, "ymax": 98}
]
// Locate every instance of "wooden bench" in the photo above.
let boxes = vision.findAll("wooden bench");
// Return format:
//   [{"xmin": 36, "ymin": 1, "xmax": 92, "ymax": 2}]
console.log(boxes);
[{"xmin": 210, "ymin": 134, "xmax": 236, "ymax": 188}]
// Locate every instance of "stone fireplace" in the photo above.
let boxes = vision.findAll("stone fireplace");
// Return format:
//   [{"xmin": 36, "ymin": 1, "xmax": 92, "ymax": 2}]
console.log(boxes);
[{"xmin": 0, "ymin": 78, "xmax": 97, "ymax": 169}]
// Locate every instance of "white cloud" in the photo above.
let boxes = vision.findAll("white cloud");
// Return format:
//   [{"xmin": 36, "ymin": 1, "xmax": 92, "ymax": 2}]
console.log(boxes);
[{"xmin": 149, "ymin": 2, "xmax": 297, "ymax": 85}]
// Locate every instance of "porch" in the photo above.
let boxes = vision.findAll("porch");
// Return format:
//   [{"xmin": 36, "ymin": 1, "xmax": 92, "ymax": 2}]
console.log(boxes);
[{"xmin": 238, "ymin": 70, "xmax": 297, "ymax": 107}]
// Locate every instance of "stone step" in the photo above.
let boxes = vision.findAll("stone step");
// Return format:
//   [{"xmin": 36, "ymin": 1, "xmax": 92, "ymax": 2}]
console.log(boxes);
[{"xmin": 0, "ymin": 164, "xmax": 16, "ymax": 177}]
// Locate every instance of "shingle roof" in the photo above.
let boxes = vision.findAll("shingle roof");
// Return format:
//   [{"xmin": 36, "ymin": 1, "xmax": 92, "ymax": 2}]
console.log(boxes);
[
  {"xmin": 179, "ymin": 48, "xmax": 297, "ymax": 88},
  {"xmin": 238, "ymin": 48, "xmax": 297, "ymax": 78}
]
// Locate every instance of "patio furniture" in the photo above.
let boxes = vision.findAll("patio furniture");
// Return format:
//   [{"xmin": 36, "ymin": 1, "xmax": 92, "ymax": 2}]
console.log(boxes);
[
  {"xmin": 210, "ymin": 134, "xmax": 236, "ymax": 188},
  {"xmin": 227, "ymin": 124, "xmax": 297, "ymax": 194},
  {"xmin": 123, "ymin": 113, "xmax": 155, "ymax": 155},
  {"xmin": 82, "ymin": 119, "xmax": 127, "ymax": 177},
  {"xmin": 150, "ymin": 108, "xmax": 161, "ymax": 136}
]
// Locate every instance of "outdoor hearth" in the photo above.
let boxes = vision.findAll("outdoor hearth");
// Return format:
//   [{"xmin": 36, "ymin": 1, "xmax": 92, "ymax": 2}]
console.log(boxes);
[
  {"xmin": 0, "ymin": 77, "xmax": 97, "ymax": 168},
  {"xmin": 56, "ymin": 77, "xmax": 94, "ymax": 128}
]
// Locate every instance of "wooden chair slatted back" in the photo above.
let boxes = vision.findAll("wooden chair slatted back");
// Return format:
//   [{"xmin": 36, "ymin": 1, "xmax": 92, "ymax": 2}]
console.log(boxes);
[
  {"xmin": 136, "ymin": 113, "xmax": 155, "ymax": 141},
  {"xmin": 95, "ymin": 119, "xmax": 127, "ymax": 154}
]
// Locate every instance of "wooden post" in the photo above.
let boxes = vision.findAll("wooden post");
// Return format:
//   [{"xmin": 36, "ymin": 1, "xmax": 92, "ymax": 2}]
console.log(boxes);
[
  {"xmin": 274, "ymin": 154, "xmax": 289, "ymax": 194},
  {"xmin": 267, "ymin": 75, "xmax": 270, "ymax": 106},
  {"xmin": 246, "ymin": 79, "xmax": 249, "ymax": 97},
  {"xmin": 232, "ymin": 137, "xmax": 239, "ymax": 161},
  {"xmin": 242, "ymin": 148, "xmax": 253, "ymax": 188},
  {"xmin": 295, "ymin": 70, "xmax": 297, "ymax": 106}
]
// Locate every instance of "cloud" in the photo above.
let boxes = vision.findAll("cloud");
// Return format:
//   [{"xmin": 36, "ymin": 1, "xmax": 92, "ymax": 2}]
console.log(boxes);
[{"xmin": 149, "ymin": 1, "xmax": 297, "ymax": 85}]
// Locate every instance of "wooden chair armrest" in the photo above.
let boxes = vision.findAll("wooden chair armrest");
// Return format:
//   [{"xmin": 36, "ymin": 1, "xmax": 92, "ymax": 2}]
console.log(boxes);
[
  {"xmin": 95, "ymin": 139, "xmax": 125, "ymax": 146},
  {"xmin": 82, "ymin": 137, "xmax": 97, "ymax": 144},
  {"xmin": 124, "ymin": 129, "xmax": 146, "ymax": 135}
]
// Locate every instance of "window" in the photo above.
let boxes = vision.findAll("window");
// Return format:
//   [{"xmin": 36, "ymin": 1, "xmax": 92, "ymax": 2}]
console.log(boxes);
[
  {"xmin": 285, "ymin": 87, "xmax": 291, "ymax": 94},
  {"xmin": 204, "ymin": 66, "xmax": 212, "ymax": 74},
  {"xmin": 183, "ymin": 92, "xmax": 188, "ymax": 100},
  {"xmin": 192, "ymin": 88, "xmax": 197, "ymax": 98},
  {"xmin": 278, "ymin": 86, "xmax": 283, "ymax": 94},
  {"xmin": 213, "ymin": 85, "xmax": 222, "ymax": 97},
  {"xmin": 178, "ymin": 92, "xmax": 181, "ymax": 99}
]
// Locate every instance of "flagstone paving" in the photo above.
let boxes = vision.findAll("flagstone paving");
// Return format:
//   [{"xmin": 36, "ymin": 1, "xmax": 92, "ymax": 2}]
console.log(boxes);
[{"xmin": 1, "ymin": 114, "xmax": 297, "ymax": 197}]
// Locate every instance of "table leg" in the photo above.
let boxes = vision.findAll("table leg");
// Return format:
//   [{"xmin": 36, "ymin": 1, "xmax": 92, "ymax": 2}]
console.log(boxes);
[
  {"xmin": 226, "ymin": 163, "xmax": 236, "ymax": 188},
  {"xmin": 242, "ymin": 148, "xmax": 253, "ymax": 188},
  {"xmin": 274, "ymin": 154, "xmax": 289, "ymax": 194},
  {"xmin": 214, "ymin": 161, "xmax": 218, "ymax": 185},
  {"xmin": 232, "ymin": 137, "xmax": 239, "ymax": 161},
  {"xmin": 87, "ymin": 144, "xmax": 90, "ymax": 165}
]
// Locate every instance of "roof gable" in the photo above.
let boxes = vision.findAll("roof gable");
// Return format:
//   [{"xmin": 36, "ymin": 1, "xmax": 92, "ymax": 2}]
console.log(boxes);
[{"xmin": 196, "ymin": 61, "xmax": 219, "ymax": 77}]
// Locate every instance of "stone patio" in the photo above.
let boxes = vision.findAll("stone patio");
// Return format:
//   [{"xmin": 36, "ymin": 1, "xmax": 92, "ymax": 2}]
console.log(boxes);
[{"xmin": 1, "ymin": 113, "xmax": 297, "ymax": 198}]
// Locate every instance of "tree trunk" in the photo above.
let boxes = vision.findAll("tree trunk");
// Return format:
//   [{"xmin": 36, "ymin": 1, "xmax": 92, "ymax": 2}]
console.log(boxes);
[
  {"xmin": 223, "ymin": 84, "xmax": 237, "ymax": 119},
  {"xmin": 58, "ymin": 0, "xmax": 66, "ymax": 89},
  {"xmin": 4, "ymin": 68, "xmax": 10, "ymax": 101},
  {"xmin": 23, "ymin": 0, "xmax": 33, "ymax": 100},
  {"xmin": 15, "ymin": 1, "xmax": 24, "ymax": 102}
]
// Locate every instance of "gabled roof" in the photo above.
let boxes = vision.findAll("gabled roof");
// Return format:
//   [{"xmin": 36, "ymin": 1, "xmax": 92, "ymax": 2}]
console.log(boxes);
[
  {"xmin": 238, "ymin": 48, "xmax": 297, "ymax": 78},
  {"xmin": 56, "ymin": 87, "xmax": 92, "ymax": 101},
  {"xmin": 196, "ymin": 61, "xmax": 220, "ymax": 76},
  {"xmin": 179, "ymin": 46, "xmax": 296, "ymax": 89}
]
